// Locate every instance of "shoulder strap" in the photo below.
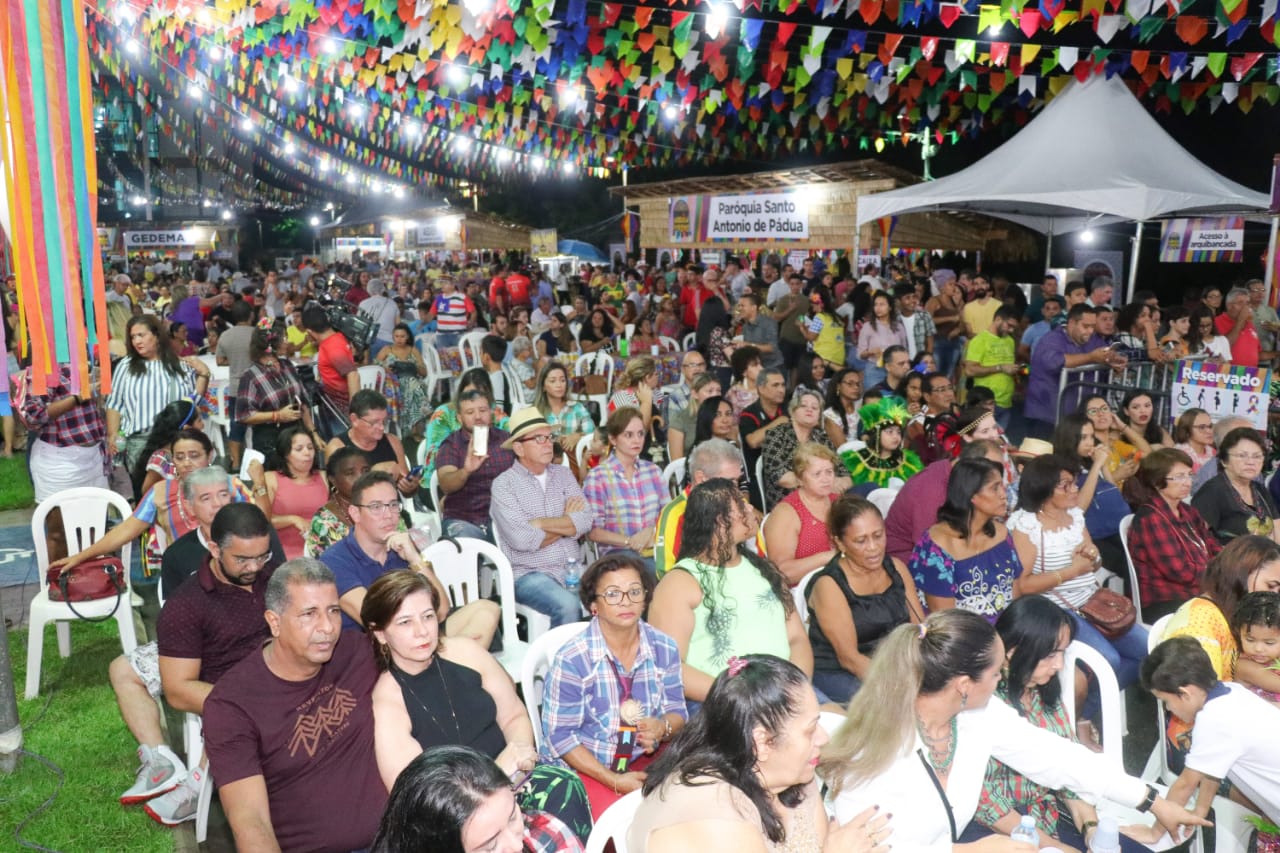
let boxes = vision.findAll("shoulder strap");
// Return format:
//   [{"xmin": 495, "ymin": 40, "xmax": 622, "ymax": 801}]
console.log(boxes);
[{"xmin": 916, "ymin": 750, "xmax": 958, "ymax": 842}]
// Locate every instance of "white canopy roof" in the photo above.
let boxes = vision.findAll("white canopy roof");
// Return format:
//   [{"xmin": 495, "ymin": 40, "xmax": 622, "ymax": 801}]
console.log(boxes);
[{"xmin": 856, "ymin": 76, "xmax": 1271, "ymax": 233}]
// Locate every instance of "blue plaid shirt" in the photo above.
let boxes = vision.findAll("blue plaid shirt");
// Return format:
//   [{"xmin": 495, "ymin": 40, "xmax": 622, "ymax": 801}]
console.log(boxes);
[{"xmin": 539, "ymin": 618, "xmax": 687, "ymax": 767}]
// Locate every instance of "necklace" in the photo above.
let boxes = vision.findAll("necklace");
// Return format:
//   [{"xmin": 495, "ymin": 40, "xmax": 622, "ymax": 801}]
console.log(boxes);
[
  {"xmin": 917, "ymin": 715, "xmax": 958, "ymax": 773},
  {"xmin": 392, "ymin": 657, "xmax": 462, "ymax": 743}
]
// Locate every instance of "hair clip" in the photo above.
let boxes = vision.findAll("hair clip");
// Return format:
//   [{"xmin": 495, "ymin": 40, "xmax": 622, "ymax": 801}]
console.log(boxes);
[
  {"xmin": 726, "ymin": 656, "xmax": 748, "ymax": 677},
  {"xmin": 256, "ymin": 316, "xmax": 275, "ymax": 330},
  {"xmin": 918, "ymin": 624, "xmax": 928, "ymax": 640},
  {"xmin": 178, "ymin": 397, "xmax": 200, "ymax": 429}
]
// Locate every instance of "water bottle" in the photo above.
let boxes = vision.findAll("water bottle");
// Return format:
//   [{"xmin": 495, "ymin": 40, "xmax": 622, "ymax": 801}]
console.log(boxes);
[
  {"xmin": 564, "ymin": 557, "xmax": 581, "ymax": 593},
  {"xmin": 1010, "ymin": 815, "xmax": 1040, "ymax": 849},
  {"xmin": 1088, "ymin": 817, "xmax": 1122, "ymax": 853}
]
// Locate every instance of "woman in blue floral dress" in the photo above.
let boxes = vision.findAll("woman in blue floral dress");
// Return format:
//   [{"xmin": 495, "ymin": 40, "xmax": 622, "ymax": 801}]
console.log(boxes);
[{"xmin": 909, "ymin": 457, "xmax": 1023, "ymax": 622}]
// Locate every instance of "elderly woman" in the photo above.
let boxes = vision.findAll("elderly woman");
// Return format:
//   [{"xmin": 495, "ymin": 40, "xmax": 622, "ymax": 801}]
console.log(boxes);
[
  {"xmin": 106, "ymin": 315, "xmax": 210, "ymax": 478},
  {"xmin": 540, "ymin": 554, "xmax": 687, "ymax": 818},
  {"xmin": 1010, "ymin": 454, "xmax": 1150, "ymax": 747},
  {"xmin": 820, "ymin": 610, "xmax": 1209, "ymax": 853},
  {"xmin": 977, "ymin": 597, "xmax": 1149, "ymax": 853},
  {"xmin": 763, "ymin": 443, "xmax": 841, "ymax": 587},
  {"xmin": 628, "ymin": 654, "xmax": 885, "ymax": 853},
  {"xmin": 362, "ymin": 570, "xmax": 592, "ymax": 841},
  {"xmin": 806, "ymin": 495, "xmax": 923, "ymax": 703},
  {"xmin": 1192, "ymin": 427, "xmax": 1280, "ymax": 544},
  {"xmin": 584, "ymin": 407, "xmax": 667, "ymax": 574},
  {"xmin": 508, "ymin": 335, "xmax": 537, "ymax": 392},
  {"xmin": 1125, "ymin": 448, "xmax": 1222, "ymax": 622},
  {"xmin": 909, "ymin": 458, "xmax": 1021, "ymax": 622},
  {"xmin": 667, "ymin": 373, "xmax": 720, "ymax": 461},
  {"xmin": 372, "ymin": 746, "xmax": 585, "ymax": 853},
  {"xmin": 761, "ymin": 387, "xmax": 848, "ymax": 512},
  {"xmin": 235, "ymin": 325, "xmax": 315, "ymax": 467},
  {"xmin": 649, "ymin": 479, "xmax": 812, "ymax": 704}
]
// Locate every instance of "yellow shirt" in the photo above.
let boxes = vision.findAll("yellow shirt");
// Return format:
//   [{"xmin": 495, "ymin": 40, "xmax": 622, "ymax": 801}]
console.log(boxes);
[{"xmin": 286, "ymin": 325, "xmax": 317, "ymax": 358}]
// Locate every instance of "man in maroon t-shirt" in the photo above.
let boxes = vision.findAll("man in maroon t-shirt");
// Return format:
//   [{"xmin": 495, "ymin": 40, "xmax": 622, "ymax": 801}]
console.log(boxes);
[{"xmin": 203, "ymin": 559, "xmax": 384, "ymax": 853}]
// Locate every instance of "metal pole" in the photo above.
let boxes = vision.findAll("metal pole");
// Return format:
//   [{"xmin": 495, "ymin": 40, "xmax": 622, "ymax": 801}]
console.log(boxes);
[
  {"xmin": 1045, "ymin": 226, "xmax": 1054, "ymax": 273},
  {"xmin": 1126, "ymin": 220, "xmax": 1144, "ymax": 303},
  {"xmin": 1263, "ymin": 217, "xmax": 1278, "ymax": 297},
  {"xmin": 0, "ymin": 596, "xmax": 22, "ymax": 773}
]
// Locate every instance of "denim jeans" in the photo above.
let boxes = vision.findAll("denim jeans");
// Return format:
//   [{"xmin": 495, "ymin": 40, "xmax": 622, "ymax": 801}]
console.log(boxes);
[
  {"xmin": 1069, "ymin": 611, "xmax": 1149, "ymax": 719},
  {"xmin": 436, "ymin": 331, "xmax": 461, "ymax": 348},
  {"xmin": 442, "ymin": 518, "xmax": 493, "ymax": 544},
  {"xmin": 934, "ymin": 336, "xmax": 964, "ymax": 379},
  {"xmin": 813, "ymin": 668, "xmax": 861, "ymax": 705},
  {"xmin": 993, "ymin": 405, "xmax": 1012, "ymax": 432},
  {"xmin": 514, "ymin": 571, "xmax": 583, "ymax": 627}
]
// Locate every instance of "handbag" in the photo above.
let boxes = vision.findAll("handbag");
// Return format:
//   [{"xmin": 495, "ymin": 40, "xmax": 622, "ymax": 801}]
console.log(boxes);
[
  {"xmin": 46, "ymin": 556, "xmax": 127, "ymax": 622},
  {"xmin": 1039, "ymin": 526, "xmax": 1136, "ymax": 640}
]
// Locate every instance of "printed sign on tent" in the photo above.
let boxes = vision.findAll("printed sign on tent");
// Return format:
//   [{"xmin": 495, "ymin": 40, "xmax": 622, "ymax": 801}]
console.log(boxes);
[
  {"xmin": 530, "ymin": 228, "xmax": 558, "ymax": 257},
  {"xmin": 668, "ymin": 191, "xmax": 809, "ymax": 243},
  {"xmin": 1159, "ymin": 218, "xmax": 1245, "ymax": 263},
  {"xmin": 1171, "ymin": 359, "xmax": 1271, "ymax": 431}
]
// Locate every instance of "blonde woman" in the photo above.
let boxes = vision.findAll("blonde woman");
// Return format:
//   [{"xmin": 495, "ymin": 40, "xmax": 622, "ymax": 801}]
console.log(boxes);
[
  {"xmin": 610, "ymin": 355, "xmax": 662, "ymax": 432},
  {"xmin": 819, "ymin": 610, "xmax": 1209, "ymax": 853}
]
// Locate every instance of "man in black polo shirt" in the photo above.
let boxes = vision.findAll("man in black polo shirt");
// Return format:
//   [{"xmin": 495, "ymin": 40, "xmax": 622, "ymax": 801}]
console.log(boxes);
[{"xmin": 739, "ymin": 367, "xmax": 789, "ymax": 511}]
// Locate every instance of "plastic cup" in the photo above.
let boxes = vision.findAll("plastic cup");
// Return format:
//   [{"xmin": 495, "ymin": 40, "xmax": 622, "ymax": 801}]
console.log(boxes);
[
  {"xmin": 651, "ymin": 344, "xmax": 660, "ymax": 356},
  {"xmin": 472, "ymin": 425, "xmax": 488, "ymax": 456}
]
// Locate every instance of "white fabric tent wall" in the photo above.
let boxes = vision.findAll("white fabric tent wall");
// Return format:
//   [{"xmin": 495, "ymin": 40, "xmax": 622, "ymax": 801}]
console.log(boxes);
[{"xmin": 856, "ymin": 76, "xmax": 1270, "ymax": 234}]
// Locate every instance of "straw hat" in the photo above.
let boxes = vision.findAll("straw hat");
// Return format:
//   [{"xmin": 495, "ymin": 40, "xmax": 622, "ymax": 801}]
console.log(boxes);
[
  {"xmin": 1009, "ymin": 437, "xmax": 1054, "ymax": 459},
  {"xmin": 501, "ymin": 408, "xmax": 554, "ymax": 449}
]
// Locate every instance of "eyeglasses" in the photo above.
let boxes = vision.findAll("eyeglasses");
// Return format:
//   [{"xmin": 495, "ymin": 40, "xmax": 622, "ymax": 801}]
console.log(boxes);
[
  {"xmin": 1054, "ymin": 480, "xmax": 1080, "ymax": 492},
  {"xmin": 927, "ymin": 384, "xmax": 954, "ymax": 394},
  {"xmin": 516, "ymin": 433, "xmax": 554, "ymax": 445},
  {"xmin": 229, "ymin": 550, "xmax": 273, "ymax": 568},
  {"xmin": 1085, "ymin": 406, "xmax": 1111, "ymax": 415},
  {"xmin": 356, "ymin": 500, "xmax": 401, "ymax": 514},
  {"xmin": 356, "ymin": 414, "xmax": 388, "ymax": 430},
  {"xmin": 597, "ymin": 586, "xmax": 646, "ymax": 605}
]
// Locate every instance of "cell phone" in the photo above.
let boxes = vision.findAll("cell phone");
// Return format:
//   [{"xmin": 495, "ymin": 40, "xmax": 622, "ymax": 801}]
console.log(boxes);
[
  {"xmin": 509, "ymin": 768, "xmax": 535, "ymax": 791},
  {"xmin": 407, "ymin": 464, "xmax": 425, "ymax": 480}
]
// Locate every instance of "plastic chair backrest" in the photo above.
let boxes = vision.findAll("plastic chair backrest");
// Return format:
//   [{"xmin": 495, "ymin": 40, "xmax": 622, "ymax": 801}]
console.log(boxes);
[
  {"xmin": 459, "ymin": 331, "xmax": 489, "ymax": 372},
  {"xmin": 584, "ymin": 790, "xmax": 642, "ymax": 853},
  {"xmin": 32, "ymin": 487, "xmax": 134, "ymax": 595},
  {"xmin": 659, "ymin": 336, "xmax": 680, "ymax": 353},
  {"xmin": 428, "ymin": 470, "xmax": 442, "ymax": 515},
  {"xmin": 754, "ymin": 456, "xmax": 767, "ymax": 510},
  {"xmin": 662, "ymin": 459, "xmax": 686, "ymax": 499},
  {"xmin": 421, "ymin": 536, "xmax": 516, "ymax": 642},
  {"xmin": 520, "ymin": 622, "xmax": 591, "ymax": 750},
  {"xmin": 866, "ymin": 487, "xmax": 898, "ymax": 517},
  {"xmin": 1118, "ymin": 514, "xmax": 1145, "ymax": 626},
  {"xmin": 502, "ymin": 363, "xmax": 529, "ymax": 406},
  {"xmin": 794, "ymin": 566, "xmax": 820, "ymax": 628},
  {"xmin": 1059, "ymin": 640, "xmax": 1125, "ymax": 771},
  {"xmin": 682, "ymin": 332, "xmax": 697, "ymax": 351},
  {"xmin": 575, "ymin": 433, "xmax": 594, "ymax": 472},
  {"xmin": 356, "ymin": 364, "xmax": 385, "ymax": 392}
]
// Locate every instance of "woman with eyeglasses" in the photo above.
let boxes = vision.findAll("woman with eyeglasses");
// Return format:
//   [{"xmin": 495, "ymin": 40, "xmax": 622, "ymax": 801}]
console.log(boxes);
[
  {"xmin": 1010, "ymin": 455, "xmax": 1150, "ymax": 749},
  {"xmin": 1079, "ymin": 395, "xmax": 1148, "ymax": 485},
  {"xmin": 1192, "ymin": 427, "xmax": 1280, "ymax": 544},
  {"xmin": 539, "ymin": 553, "xmax": 687, "ymax": 818},
  {"xmin": 1171, "ymin": 408, "xmax": 1216, "ymax": 474},
  {"xmin": 362, "ymin": 571, "xmax": 592, "ymax": 842},
  {"xmin": 1052, "ymin": 413, "xmax": 1133, "ymax": 583},
  {"xmin": 1189, "ymin": 305, "xmax": 1233, "ymax": 362},
  {"xmin": 1124, "ymin": 448, "xmax": 1222, "ymax": 623}
]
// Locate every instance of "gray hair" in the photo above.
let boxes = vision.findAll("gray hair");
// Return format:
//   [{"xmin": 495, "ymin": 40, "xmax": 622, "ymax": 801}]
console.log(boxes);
[
  {"xmin": 1089, "ymin": 276, "xmax": 1112, "ymax": 293},
  {"xmin": 1226, "ymin": 287, "xmax": 1250, "ymax": 305},
  {"xmin": 265, "ymin": 557, "xmax": 335, "ymax": 614},
  {"xmin": 788, "ymin": 387, "xmax": 823, "ymax": 414},
  {"xmin": 511, "ymin": 335, "xmax": 532, "ymax": 356},
  {"xmin": 367, "ymin": 278, "xmax": 386, "ymax": 297},
  {"xmin": 170, "ymin": 284, "xmax": 189, "ymax": 303},
  {"xmin": 181, "ymin": 465, "xmax": 230, "ymax": 502},
  {"xmin": 689, "ymin": 438, "xmax": 742, "ymax": 480},
  {"xmin": 1214, "ymin": 415, "xmax": 1251, "ymax": 446},
  {"xmin": 756, "ymin": 367, "xmax": 784, "ymax": 390}
]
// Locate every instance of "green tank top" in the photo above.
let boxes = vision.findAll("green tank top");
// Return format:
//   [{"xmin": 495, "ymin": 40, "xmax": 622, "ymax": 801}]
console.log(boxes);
[{"xmin": 671, "ymin": 557, "xmax": 791, "ymax": 677}]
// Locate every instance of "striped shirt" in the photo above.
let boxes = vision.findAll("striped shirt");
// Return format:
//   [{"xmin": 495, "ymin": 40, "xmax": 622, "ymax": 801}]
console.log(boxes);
[
  {"xmin": 1006, "ymin": 508, "xmax": 1097, "ymax": 609},
  {"xmin": 433, "ymin": 292, "xmax": 474, "ymax": 332},
  {"xmin": 105, "ymin": 359, "xmax": 197, "ymax": 436},
  {"xmin": 491, "ymin": 461, "xmax": 594, "ymax": 582},
  {"xmin": 539, "ymin": 618, "xmax": 686, "ymax": 767},
  {"xmin": 583, "ymin": 454, "xmax": 666, "ymax": 557}
]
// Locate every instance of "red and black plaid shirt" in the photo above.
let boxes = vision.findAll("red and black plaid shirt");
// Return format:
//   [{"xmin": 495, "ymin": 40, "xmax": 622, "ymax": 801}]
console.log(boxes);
[
  {"xmin": 15, "ymin": 365, "xmax": 107, "ymax": 448},
  {"xmin": 1127, "ymin": 500, "xmax": 1222, "ymax": 607},
  {"xmin": 234, "ymin": 359, "xmax": 307, "ymax": 422}
]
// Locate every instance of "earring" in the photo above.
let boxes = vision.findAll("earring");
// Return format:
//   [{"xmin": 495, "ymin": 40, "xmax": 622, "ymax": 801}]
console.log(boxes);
[{"xmin": 960, "ymin": 690, "xmax": 969, "ymax": 708}]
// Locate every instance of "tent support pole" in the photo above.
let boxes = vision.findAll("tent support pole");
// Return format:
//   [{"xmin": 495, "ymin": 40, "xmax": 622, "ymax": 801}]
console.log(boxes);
[
  {"xmin": 1045, "ymin": 229, "xmax": 1054, "ymax": 271},
  {"xmin": 1126, "ymin": 221, "xmax": 1144, "ymax": 303},
  {"xmin": 1264, "ymin": 217, "xmax": 1279, "ymax": 298}
]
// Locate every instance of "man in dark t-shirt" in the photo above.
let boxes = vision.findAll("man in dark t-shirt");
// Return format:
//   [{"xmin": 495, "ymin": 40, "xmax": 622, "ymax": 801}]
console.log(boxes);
[
  {"xmin": 435, "ymin": 390, "xmax": 514, "ymax": 542},
  {"xmin": 739, "ymin": 368, "xmax": 788, "ymax": 510},
  {"xmin": 204, "ymin": 560, "xmax": 384, "ymax": 853}
]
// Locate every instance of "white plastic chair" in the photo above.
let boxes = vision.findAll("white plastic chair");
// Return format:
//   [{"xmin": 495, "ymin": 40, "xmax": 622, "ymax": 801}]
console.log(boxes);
[
  {"xmin": 519, "ymin": 622, "xmax": 590, "ymax": 751},
  {"xmin": 754, "ymin": 456, "xmax": 768, "ymax": 511},
  {"xmin": 181, "ymin": 713, "xmax": 214, "ymax": 843},
  {"xmin": 574, "ymin": 351, "xmax": 615, "ymax": 422},
  {"xmin": 661, "ymin": 458, "xmax": 686, "ymax": 499},
  {"xmin": 658, "ymin": 336, "xmax": 680, "ymax": 353},
  {"xmin": 503, "ymin": 362, "xmax": 532, "ymax": 406},
  {"xmin": 421, "ymin": 536, "xmax": 531, "ymax": 678},
  {"xmin": 26, "ymin": 487, "xmax": 138, "ymax": 699},
  {"xmin": 489, "ymin": 521, "xmax": 553, "ymax": 643},
  {"xmin": 458, "ymin": 331, "xmax": 489, "ymax": 372},
  {"xmin": 1117, "ymin": 514, "xmax": 1147, "ymax": 626},
  {"xmin": 794, "ymin": 566, "xmax": 821, "ymax": 629},
  {"xmin": 417, "ymin": 336, "xmax": 454, "ymax": 403},
  {"xmin": 866, "ymin": 487, "xmax": 898, "ymax": 517},
  {"xmin": 356, "ymin": 364, "xmax": 386, "ymax": 393},
  {"xmin": 682, "ymin": 332, "xmax": 697, "ymax": 351},
  {"xmin": 1057, "ymin": 640, "xmax": 1125, "ymax": 771},
  {"xmin": 575, "ymin": 433, "xmax": 595, "ymax": 474},
  {"xmin": 584, "ymin": 789, "xmax": 642, "ymax": 853}
]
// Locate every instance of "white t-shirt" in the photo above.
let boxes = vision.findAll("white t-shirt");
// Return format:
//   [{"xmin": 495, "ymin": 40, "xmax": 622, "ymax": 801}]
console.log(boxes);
[
  {"xmin": 1185, "ymin": 682, "xmax": 1280, "ymax": 825},
  {"xmin": 901, "ymin": 312, "xmax": 921, "ymax": 358},
  {"xmin": 766, "ymin": 279, "xmax": 790, "ymax": 307}
]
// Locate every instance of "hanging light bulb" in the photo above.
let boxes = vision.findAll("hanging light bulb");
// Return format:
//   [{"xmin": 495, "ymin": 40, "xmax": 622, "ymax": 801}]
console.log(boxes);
[
  {"xmin": 446, "ymin": 64, "xmax": 466, "ymax": 86},
  {"xmin": 705, "ymin": 2, "xmax": 731, "ymax": 38},
  {"xmin": 208, "ymin": 44, "xmax": 223, "ymax": 62},
  {"xmin": 664, "ymin": 104, "xmax": 680, "ymax": 120},
  {"xmin": 323, "ymin": 37, "xmax": 339, "ymax": 54},
  {"xmin": 241, "ymin": 116, "xmax": 254, "ymax": 132},
  {"xmin": 1080, "ymin": 229, "xmax": 1095, "ymax": 244},
  {"xmin": 348, "ymin": 102, "xmax": 365, "ymax": 119},
  {"xmin": 454, "ymin": 136, "xmax": 471, "ymax": 152},
  {"xmin": 874, "ymin": 137, "xmax": 886, "ymax": 153},
  {"xmin": 126, "ymin": 39, "xmax": 141, "ymax": 55},
  {"xmin": 533, "ymin": 156, "xmax": 547, "ymax": 170},
  {"xmin": 284, "ymin": 141, "xmax": 296, "ymax": 155},
  {"xmin": 221, "ymin": 209, "xmax": 233, "ymax": 220},
  {"xmin": 403, "ymin": 120, "xmax": 420, "ymax": 138}
]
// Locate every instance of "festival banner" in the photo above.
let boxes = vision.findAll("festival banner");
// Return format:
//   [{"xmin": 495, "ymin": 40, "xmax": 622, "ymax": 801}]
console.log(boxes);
[
  {"xmin": 1159, "ymin": 217, "xmax": 1246, "ymax": 263},
  {"xmin": 124, "ymin": 229, "xmax": 198, "ymax": 249},
  {"xmin": 530, "ymin": 228, "xmax": 558, "ymax": 258},
  {"xmin": 1171, "ymin": 359, "xmax": 1271, "ymax": 430},
  {"xmin": 668, "ymin": 191, "xmax": 809, "ymax": 243}
]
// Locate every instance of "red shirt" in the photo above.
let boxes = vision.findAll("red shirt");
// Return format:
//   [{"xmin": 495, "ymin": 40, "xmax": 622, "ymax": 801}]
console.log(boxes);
[
  {"xmin": 1216, "ymin": 312, "xmax": 1260, "ymax": 366},
  {"xmin": 489, "ymin": 275, "xmax": 508, "ymax": 307},
  {"xmin": 679, "ymin": 283, "xmax": 710, "ymax": 329},
  {"xmin": 505, "ymin": 273, "xmax": 531, "ymax": 306},
  {"xmin": 317, "ymin": 332, "xmax": 356, "ymax": 406},
  {"xmin": 344, "ymin": 286, "xmax": 370, "ymax": 306}
]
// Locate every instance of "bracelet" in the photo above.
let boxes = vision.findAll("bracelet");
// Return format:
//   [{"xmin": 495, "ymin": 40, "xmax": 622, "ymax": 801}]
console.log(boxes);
[
  {"xmin": 1082, "ymin": 821, "xmax": 1098, "ymax": 834},
  {"xmin": 663, "ymin": 717, "xmax": 673, "ymax": 741},
  {"xmin": 1136, "ymin": 783, "xmax": 1158, "ymax": 813}
]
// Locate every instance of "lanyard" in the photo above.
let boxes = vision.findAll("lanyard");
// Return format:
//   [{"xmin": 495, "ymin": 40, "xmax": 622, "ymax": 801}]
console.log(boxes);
[
  {"xmin": 606, "ymin": 655, "xmax": 634, "ymax": 703},
  {"xmin": 606, "ymin": 656, "xmax": 638, "ymax": 773}
]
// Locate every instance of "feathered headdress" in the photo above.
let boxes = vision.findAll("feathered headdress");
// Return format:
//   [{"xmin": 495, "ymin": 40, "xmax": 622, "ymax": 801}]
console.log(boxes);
[{"xmin": 857, "ymin": 398, "xmax": 909, "ymax": 434}]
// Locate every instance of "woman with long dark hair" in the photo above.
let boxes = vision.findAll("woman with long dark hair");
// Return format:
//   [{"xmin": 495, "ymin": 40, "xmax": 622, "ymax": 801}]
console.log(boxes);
[
  {"xmin": 372, "ymin": 745, "xmax": 585, "ymax": 853},
  {"xmin": 105, "ymin": 314, "xmax": 211, "ymax": 479},
  {"xmin": 235, "ymin": 325, "xmax": 315, "ymax": 467},
  {"xmin": 856, "ymin": 291, "xmax": 907, "ymax": 391},
  {"xmin": 132, "ymin": 398, "xmax": 205, "ymax": 496},
  {"xmin": 1052, "ymin": 413, "xmax": 1132, "ymax": 576},
  {"xmin": 1118, "ymin": 390, "xmax": 1172, "ymax": 449},
  {"xmin": 649, "ymin": 479, "xmax": 811, "ymax": 704},
  {"xmin": 823, "ymin": 367, "xmax": 864, "ymax": 446},
  {"xmin": 697, "ymin": 295, "xmax": 734, "ymax": 387},
  {"xmin": 628, "ymin": 654, "xmax": 885, "ymax": 853}
]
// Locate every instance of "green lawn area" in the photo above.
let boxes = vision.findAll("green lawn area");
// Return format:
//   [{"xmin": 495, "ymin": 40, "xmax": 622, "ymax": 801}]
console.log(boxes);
[
  {"xmin": 1, "ymin": 621, "xmax": 172, "ymax": 852},
  {"xmin": 0, "ymin": 455, "xmax": 34, "ymax": 510}
]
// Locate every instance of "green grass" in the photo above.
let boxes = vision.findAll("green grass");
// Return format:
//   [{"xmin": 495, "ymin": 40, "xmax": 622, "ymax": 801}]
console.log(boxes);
[
  {"xmin": 0, "ymin": 455, "xmax": 35, "ymax": 510},
  {"xmin": 0, "ymin": 621, "xmax": 173, "ymax": 852}
]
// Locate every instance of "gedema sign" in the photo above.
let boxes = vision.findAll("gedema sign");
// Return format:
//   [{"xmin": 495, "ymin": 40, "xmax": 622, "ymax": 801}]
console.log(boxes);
[
  {"xmin": 124, "ymin": 230, "xmax": 200, "ymax": 248},
  {"xmin": 669, "ymin": 190, "xmax": 809, "ymax": 243}
]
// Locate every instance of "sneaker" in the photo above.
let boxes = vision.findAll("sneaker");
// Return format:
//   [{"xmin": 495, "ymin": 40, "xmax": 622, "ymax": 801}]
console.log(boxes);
[
  {"xmin": 143, "ymin": 768, "xmax": 201, "ymax": 826},
  {"xmin": 120, "ymin": 744, "xmax": 186, "ymax": 805}
]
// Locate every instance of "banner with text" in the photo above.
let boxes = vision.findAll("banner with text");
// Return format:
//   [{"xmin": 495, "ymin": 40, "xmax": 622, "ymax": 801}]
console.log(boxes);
[
  {"xmin": 124, "ymin": 230, "xmax": 198, "ymax": 249},
  {"xmin": 669, "ymin": 190, "xmax": 809, "ymax": 243},
  {"xmin": 1159, "ymin": 217, "xmax": 1246, "ymax": 263},
  {"xmin": 1171, "ymin": 359, "xmax": 1271, "ymax": 430},
  {"xmin": 530, "ymin": 228, "xmax": 558, "ymax": 257}
]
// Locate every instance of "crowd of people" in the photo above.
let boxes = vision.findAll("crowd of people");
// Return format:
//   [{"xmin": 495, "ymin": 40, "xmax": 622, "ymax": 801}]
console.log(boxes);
[{"xmin": 19, "ymin": 252, "xmax": 1280, "ymax": 850}]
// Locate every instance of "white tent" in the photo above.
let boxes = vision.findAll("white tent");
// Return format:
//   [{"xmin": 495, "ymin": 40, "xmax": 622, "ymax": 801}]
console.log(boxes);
[{"xmin": 856, "ymin": 75, "xmax": 1271, "ymax": 235}]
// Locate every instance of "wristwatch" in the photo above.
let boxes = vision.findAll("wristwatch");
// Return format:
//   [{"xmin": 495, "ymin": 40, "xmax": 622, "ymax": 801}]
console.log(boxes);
[{"xmin": 1136, "ymin": 783, "xmax": 1158, "ymax": 813}]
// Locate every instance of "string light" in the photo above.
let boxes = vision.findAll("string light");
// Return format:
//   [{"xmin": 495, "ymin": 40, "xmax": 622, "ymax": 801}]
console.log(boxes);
[{"xmin": 705, "ymin": 3, "xmax": 731, "ymax": 39}]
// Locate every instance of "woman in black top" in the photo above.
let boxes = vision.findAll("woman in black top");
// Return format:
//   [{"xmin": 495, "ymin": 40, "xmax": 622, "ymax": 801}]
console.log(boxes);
[
  {"xmin": 1192, "ymin": 426, "xmax": 1280, "ymax": 543},
  {"xmin": 362, "ymin": 571, "xmax": 591, "ymax": 841},
  {"xmin": 805, "ymin": 495, "xmax": 923, "ymax": 703}
]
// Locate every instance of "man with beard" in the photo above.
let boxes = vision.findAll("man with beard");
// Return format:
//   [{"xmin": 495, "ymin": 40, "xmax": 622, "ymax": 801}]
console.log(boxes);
[{"xmin": 961, "ymin": 273, "xmax": 999, "ymax": 338}]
